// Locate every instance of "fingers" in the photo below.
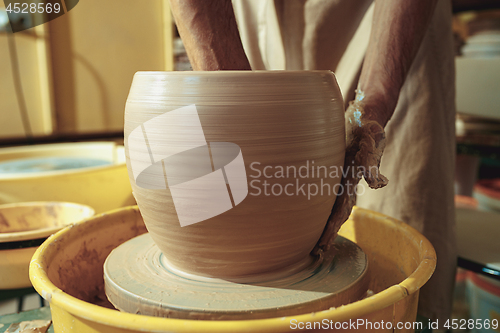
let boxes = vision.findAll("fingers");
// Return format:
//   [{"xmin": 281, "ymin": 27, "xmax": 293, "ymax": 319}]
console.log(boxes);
[
  {"xmin": 353, "ymin": 121, "xmax": 388, "ymax": 189},
  {"xmin": 312, "ymin": 153, "xmax": 359, "ymax": 254},
  {"xmin": 346, "ymin": 94, "xmax": 389, "ymax": 190},
  {"xmin": 313, "ymin": 92, "xmax": 390, "ymax": 255}
]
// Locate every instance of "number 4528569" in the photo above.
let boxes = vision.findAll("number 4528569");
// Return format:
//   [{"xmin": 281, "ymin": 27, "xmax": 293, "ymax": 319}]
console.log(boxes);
[
  {"xmin": 444, "ymin": 318, "xmax": 498, "ymax": 330},
  {"xmin": 6, "ymin": 2, "xmax": 61, "ymax": 14}
]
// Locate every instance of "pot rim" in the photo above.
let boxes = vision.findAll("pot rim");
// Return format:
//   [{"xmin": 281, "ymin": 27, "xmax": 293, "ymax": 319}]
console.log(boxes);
[{"xmin": 134, "ymin": 70, "xmax": 335, "ymax": 76}]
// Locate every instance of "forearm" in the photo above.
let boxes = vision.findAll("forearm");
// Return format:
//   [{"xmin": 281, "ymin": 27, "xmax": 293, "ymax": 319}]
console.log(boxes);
[
  {"xmin": 358, "ymin": 0, "xmax": 438, "ymax": 126},
  {"xmin": 169, "ymin": 0, "xmax": 251, "ymax": 71}
]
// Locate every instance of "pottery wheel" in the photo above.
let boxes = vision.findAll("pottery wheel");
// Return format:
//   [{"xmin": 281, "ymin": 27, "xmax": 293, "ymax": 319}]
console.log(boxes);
[{"xmin": 104, "ymin": 234, "xmax": 369, "ymax": 320}]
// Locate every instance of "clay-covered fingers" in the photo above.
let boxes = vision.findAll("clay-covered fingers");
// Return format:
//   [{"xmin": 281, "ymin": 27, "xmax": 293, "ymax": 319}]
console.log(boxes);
[
  {"xmin": 352, "ymin": 121, "xmax": 388, "ymax": 189},
  {"xmin": 313, "ymin": 92, "xmax": 389, "ymax": 255},
  {"xmin": 313, "ymin": 151, "xmax": 359, "ymax": 254},
  {"xmin": 345, "ymin": 93, "xmax": 389, "ymax": 190}
]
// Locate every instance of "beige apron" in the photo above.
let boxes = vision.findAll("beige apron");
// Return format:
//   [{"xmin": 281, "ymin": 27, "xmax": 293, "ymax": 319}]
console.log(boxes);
[{"xmin": 233, "ymin": 0, "xmax": 457, "ymax": 322}]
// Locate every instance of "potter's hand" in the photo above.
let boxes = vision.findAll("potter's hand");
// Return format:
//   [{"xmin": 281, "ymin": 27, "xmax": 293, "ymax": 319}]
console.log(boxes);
[
  {"xmin": 313, "ymin": 91, "xmax": 388, "ymax": 255},
  {"xmin": 311, "ymin": 0, "xmax": 438, "ymax": 255}
]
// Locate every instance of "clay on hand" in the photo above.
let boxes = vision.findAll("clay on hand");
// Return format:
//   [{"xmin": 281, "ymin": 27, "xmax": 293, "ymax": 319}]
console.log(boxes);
[{"xmin": 313, "ymin": 90, "xmax": 389, "ymax": 255}]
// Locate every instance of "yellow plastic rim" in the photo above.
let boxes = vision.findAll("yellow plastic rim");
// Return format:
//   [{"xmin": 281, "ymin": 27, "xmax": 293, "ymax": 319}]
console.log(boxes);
[
  {"xmin": 0, "ymin": 202, "xmax": 95, "ymax": 243},
  {"xmin": 0, "ymin": 142, "xmax": 125, "ymax": 180}
]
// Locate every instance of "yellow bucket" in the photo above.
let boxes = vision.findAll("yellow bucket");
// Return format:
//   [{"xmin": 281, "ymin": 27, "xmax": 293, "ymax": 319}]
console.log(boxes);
[
  {"xmin": 0, "ymin": 201, "xmax": 94, "ymax": 289},
  {"xmin": 0, "ymin": 142, "xmax": 134, "ymax": 213},
  {"xmin": 30, "ymin": 206, "xmax": 436, "ymax": 332}
]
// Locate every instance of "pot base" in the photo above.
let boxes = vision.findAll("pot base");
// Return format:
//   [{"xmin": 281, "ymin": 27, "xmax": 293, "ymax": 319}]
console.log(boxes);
[{"xmin": 104, "ymin": 233, "xmax": 369, "ymax": 320}]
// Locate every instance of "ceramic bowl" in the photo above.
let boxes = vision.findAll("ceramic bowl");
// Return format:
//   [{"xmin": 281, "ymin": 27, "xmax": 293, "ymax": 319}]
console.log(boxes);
[
  {"xmin": 125, "ymin": 71, "xmax": 345, "ymax": 278},
  {"xmin": 0, "ymin": 201, "xmax": 94, "ymax": 289}
]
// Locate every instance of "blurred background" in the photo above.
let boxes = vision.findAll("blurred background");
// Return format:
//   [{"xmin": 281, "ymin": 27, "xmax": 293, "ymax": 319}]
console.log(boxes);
[
  {"xmin": 0, "ymin": 1, "xmax": 500, "ymax": 332},
  {"xmin": 0, "ymin": 0, "xmax": 177, "ymax": 143}
]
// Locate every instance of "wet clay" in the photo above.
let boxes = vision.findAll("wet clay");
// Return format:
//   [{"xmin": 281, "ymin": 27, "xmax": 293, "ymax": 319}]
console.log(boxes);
[
  {"xmin": 124, "ymin": 71, "xmax": 345, "ymax": 278},
  {"xmin": 104, "ymin": 233, "xmax": 368, "ymax": 320},
  {"xmin": 45, "ymin": 209, "xmax": 148, "ymax": 309}
]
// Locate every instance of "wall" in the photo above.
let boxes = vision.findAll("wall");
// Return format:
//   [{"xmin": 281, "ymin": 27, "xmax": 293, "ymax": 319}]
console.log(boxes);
[
  {"xmin": 49, "ymin": 0, "xmax": 173, "ymax": 133},
  {"xmin": 0, "ymin": 0, "xmax": 173, "ymax": 138},
  {"xmin": 0, "ymin": 2, "xmax": 53, "ymax": 139}
]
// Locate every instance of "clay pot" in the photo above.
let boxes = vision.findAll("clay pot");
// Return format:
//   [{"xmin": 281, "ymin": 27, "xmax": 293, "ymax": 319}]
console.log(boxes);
[{"xmin": 124, "ymin": 71, "xmax": 345, "ymax": 278}]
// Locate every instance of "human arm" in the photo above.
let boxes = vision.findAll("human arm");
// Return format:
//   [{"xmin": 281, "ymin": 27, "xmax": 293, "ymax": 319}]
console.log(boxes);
[
  {"xmin": 358, "ymin": 0, "xmax": 438, "ymax": 127},
  {"xmin": 169, "ymin": 0, "xmax": 251, "ymax": 71},
  {"xmin": 314, "ymin": 0, "xmax": 439, "ymax": 253}
]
